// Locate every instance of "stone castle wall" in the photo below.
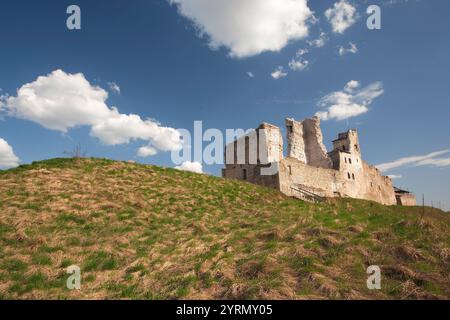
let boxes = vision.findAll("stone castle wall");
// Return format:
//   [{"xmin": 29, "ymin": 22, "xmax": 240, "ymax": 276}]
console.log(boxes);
[
  {"xmin": 396, "ymin": 193, "xmax": 417, "ymax": 206},
  {"xmin": 278, "ymin": 157, "xmax": 344, "ymax": 198}
]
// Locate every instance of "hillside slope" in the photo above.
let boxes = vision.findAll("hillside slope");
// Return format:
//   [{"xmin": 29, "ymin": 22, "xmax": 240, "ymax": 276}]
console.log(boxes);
[{"xmin": 0, "ymin": 158, "xmax": 448, "ymax": 300}]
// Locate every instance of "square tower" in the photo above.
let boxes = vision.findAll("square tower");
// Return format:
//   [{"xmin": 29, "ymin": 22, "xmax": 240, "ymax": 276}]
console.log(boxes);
[{"xmin": 332, "ymin": 130, "xmax": 361, "ymax": 156}]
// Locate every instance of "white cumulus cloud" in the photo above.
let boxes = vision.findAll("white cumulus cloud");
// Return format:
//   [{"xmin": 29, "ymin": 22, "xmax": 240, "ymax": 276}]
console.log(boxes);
[
  {"xmin": 5, "ymin": 70, "xmax": 112, "ymax": 132},
  {"xmin": 137, "ymin": 145, "xmax": 158, "ymax": 157},
  {"xmin": 325, "ymin": 0, "xmax": 357, "ymax": 34},
  {"xmin": 175, "ymin": 161, "xmax": 203, "ymax": 174},
  {"xmin": 0, "ymin": 138, "xmax": 20, "ymax": 169},
  {"xmin": 2, "ymin": 69, "xmax": 182, "ymax": 153},
  {"xmin": 271, "ymin": 66, "xmax": 288, "ymax": 79},
  {"xmin": 169, "ymin": 0, "xmax": 313, "ymax": 58},
  {"xmin": 316, "ymin": 80, "xmax": 384, "ymax": 121}
]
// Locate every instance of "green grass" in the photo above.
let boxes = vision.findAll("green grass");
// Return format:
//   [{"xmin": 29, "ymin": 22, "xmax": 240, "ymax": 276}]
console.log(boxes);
[
  {"xmin": 2, "ymin": 259, "xmax": 28, "ymax": 273},
  {"xmin": 0, "ymin": 158, "xmax": 448, "ymax": 300},
  {"xmin": 84, "ymin": 251, "xmax": 119, "ymax": 271},
  {"xmin": 32, "ymin": 253, "xmax": 52, "ymax": 266}
]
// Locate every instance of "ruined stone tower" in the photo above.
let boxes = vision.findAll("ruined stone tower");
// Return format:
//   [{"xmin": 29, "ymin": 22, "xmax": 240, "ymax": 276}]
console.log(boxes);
[{"xmin": 285, "ymin": 117, "xmax": 333, "ymax": 169}]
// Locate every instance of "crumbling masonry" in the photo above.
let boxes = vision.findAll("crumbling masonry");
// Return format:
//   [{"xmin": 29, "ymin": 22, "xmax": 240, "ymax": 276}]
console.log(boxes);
[{"xmin": 222, "ymin": 117, "xmax": 416, "ymax": 206}]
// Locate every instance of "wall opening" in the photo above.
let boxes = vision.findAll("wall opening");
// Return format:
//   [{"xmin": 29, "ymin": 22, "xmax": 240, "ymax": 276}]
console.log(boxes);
[{"xmin": 243, "ymin": 169, "xmax": 247, "ymax": 180}]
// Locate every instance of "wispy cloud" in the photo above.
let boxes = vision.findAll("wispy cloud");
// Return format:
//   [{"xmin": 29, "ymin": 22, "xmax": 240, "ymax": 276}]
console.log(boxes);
[
  {"xmin": 339, "ymin": 42, "xmax": 358, "ymax": 56},
  {"xmin": 0, "ymin": 90, "xmax": 8, "ymax": 113},
  {"xmin": 377, "ymin": 150, "xmax": 450, "ymax": 172},
  {"xmin": 416, "ymin": 157, "xmax": 450, "ymax": 167},
  {"xmin": 307, "ymin": 32, "xmax": 327, "ymax": 48},
  {"xmin": 108, "ymin": 82, "xmax": 121, "ymax": 94},
  {"xmin": 288, "ymin": 59, "xmax": 309, "ymax": 71},
  {"xmin": 288, "ymin": 48, "xmax": 309, "ymax": 71}
]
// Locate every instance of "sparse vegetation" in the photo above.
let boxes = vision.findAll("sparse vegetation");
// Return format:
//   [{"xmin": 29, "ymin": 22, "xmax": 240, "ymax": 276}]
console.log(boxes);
[{"xmin": 0, "ymin": 158, "xmax": 448, "ymax": 299}]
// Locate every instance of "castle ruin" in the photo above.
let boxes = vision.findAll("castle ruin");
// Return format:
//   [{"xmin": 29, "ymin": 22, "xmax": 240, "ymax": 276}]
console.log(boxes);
[{"xmin": 222, "ymin": 116, "xmax": 416, "ymax": 206}]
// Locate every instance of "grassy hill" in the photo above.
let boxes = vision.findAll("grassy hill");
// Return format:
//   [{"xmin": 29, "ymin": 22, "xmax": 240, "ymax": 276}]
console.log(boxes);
[{"xmin": 0, "ymin": 158, "xmax": 448, "ymax": 300}]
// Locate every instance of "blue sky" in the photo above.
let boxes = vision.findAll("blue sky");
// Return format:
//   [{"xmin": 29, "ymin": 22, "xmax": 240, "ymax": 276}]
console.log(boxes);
[{"xmin": 0, "ymin": 0, "xmax": 449, "ymax": 209}]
